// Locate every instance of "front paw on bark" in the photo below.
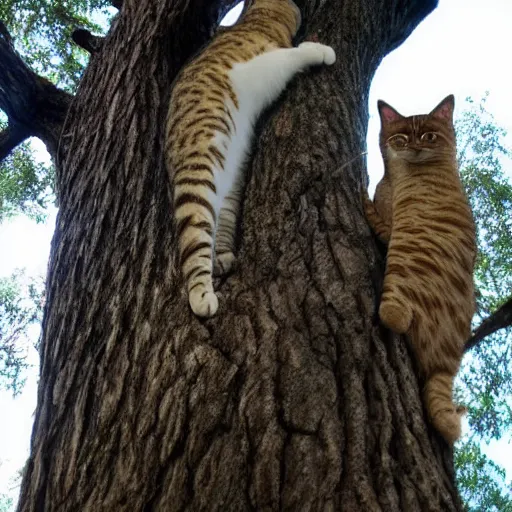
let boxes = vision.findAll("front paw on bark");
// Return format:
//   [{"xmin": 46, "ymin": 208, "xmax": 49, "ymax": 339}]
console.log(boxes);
[
  {"xmin": 379, "ymin": 299, "xmax": 413, "ymax": 334},
  {"xmin": 298, "ymin": 42, "xmax": 336, "ymax": 66}
]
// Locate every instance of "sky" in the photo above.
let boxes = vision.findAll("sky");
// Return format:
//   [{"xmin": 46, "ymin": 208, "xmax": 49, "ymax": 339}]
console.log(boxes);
[{"xmin": 1, "ymin": 0, "xmax": 512, "ymax": 506}]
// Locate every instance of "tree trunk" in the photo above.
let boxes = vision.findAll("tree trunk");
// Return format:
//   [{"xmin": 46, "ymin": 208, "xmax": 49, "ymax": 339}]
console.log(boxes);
[{"xmin": 17, "ymin": 0, "xmax": 464, "ymax": 510}]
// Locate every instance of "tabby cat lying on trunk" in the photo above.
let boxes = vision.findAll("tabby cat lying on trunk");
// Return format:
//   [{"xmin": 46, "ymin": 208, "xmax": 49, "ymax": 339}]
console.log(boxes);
[
  {"xmin": 364, "ymin": 95, "xmax": 477, "ymax": 444},
  {"xmin": 166, "ymin": 0, "xmax": 336, "ymax": 317}
]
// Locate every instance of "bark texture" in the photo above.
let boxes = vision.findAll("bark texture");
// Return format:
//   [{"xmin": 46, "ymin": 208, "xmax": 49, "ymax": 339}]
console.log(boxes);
[{"xmin": 18, "ymin": 0, "xmax": 465, "ymax": 510}]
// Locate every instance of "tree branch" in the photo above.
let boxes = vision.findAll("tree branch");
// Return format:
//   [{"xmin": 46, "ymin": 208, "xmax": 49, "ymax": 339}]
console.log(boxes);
[
  {"xmin": 0, "ymin": 21, "xmax": 73, "ymax": 163},
  {"xmin": 386, "ymin": 0, "xmax": 439, "ymax": 53},
  {"xmin": 72, "ymin": 29, "xmax": 105, "ymax": 54},
  {"xmin": 0, "ymin": 19, "xmax": 12, "ymax": 45},
  {"xmin": 465, "ymin": 296, "xmax": 512, "ymax": 352},
  {"xmin": 0, "ymin": 124, "xmax": 31, "ymax": 161}
]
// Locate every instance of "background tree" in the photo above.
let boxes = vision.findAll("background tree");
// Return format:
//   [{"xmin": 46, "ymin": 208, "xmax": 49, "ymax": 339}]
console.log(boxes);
[
  {"xmin": 0, "ymin": 463, "xmax": 24, "ymax": 512},
  {"xmin": 0, "ymin": 271, "xmax": 44, "ymax": 395},
  {"xmin": 0, "ymin": 1, "xmax": 114, "ymax": 90},
  {"xmin": 0, "ymin": 139, "xmax": 53, "ymax": 222},
  {"xmin": 0, "ymin": 0, "xmax": 510, "ymax": 510},
  {"xmin": 0, "ymin": 0, "xmax": 112, "ymax": 400},
  {"xmin": 0, "ymin": 494, "xmax": 13, "ymax": 512},
  {"xmin": 458, "ymin": 95, "xmax": 512, "ymax": 440},
  {"xmin": 0, "ymin": 0, "xmax": 115, "ymax": 220},
  {"xmin": 455, "ymin": 440, "xmax": 512, "ymax": 512},
  {"xmin": 453, "ymin": 95, "xmax": 512, "ymax": 511}
]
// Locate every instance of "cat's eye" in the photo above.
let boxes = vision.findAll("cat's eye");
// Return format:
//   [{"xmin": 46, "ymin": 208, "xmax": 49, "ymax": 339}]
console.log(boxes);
[
  {"xmin": 421, "ymin": 132, "xmax": 438, "ymax": 143},
  {"xmin": 388, "ymin": 134, "xmax": 408, "ymax": 147}
]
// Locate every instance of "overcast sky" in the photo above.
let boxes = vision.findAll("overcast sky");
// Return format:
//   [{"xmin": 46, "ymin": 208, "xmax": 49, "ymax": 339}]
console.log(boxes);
[{"xmin": 1, "ymin": 0, "xmax": 511, "ymax": 505}]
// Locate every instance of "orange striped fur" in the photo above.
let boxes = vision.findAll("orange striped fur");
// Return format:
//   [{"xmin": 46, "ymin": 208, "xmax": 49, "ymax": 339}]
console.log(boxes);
[
  {"xmin": 166, "ymin": 0, "xmax": 336, "ymax": 317},
  {"xmin": 364, "ymin": 95, "xmax": 477, "ymax": 443}
]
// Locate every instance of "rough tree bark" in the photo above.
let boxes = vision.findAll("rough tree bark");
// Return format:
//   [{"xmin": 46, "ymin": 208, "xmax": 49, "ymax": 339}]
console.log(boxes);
[{"xmin": 15, "ymin": 0, "xmax": 466, "ymax": 510}]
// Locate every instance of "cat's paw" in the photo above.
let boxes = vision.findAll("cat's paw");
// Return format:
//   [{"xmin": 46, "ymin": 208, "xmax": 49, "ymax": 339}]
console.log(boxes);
[
  {"xmin": 214, "ymin": 251, "xmax": 236, "ymax": 277},
  {"xmin": 189, "ymin": 287, "xmax": 219, "ymax": 318},
  {"xmin": 298, "ymin": 42, "xmax": 336, "ymax": 66},
  {"xmin": 431, "ymin": 408, "xmax": 462, "ymax": 444},
  {"xmin": 379, "ymin": 299, "xmax": 412, "ymax": 334}
]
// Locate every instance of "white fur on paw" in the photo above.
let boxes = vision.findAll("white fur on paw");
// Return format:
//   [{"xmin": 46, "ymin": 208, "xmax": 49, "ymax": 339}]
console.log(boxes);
[
  {"xmin": 298, "ymin": 42, "xmax": 336, "ymax": 66},
  {"xmin": 214, "ymin": 251, "xmax": 236, "ymax": 276},
  {"xmin": 322, "ymin": 45, "xmax": 336, "ymax": 65},
  {"xmin": 189, "ymin": 290, "xmax": 219, "ymax": 318}
]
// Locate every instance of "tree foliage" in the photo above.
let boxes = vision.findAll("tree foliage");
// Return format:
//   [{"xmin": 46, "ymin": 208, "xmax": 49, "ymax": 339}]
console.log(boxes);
[
  {"xmin": 455, "ymin": 95, "xmax": 512, "ymax": 439},
  {"xmin": 0, "ymin": 493, "xmax": 13, "ymax": 512},
  {"xmin": 0, "ymin": 460, "xmax": 23, "ymax": 512},
  {"xmin": 0, "ymin": 0, "xmax": 114, "ymax": 90},
  {"xmin": 0, "ymin": 123, "xmax": 53, "ymax": 222},
  {"xmin": 457, "ymin": 94, "xmax": 512, "ymax": 320},
  {"xmin": 0, "ymin": 270, "xmax": 44, "ymax": 395},
  {"xmin": 454, "ymin": 95, "xmax": 512, "ymax": 508},
  {"xmin": 455, "ymin": 440, "xmax": 512, "ymax": 512},
  {"xmin": 0, "ymin": 0, "xmax": 114, "ymax": 221}
]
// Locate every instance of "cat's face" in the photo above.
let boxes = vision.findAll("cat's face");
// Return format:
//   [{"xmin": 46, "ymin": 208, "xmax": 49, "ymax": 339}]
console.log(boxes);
[{"xmin": 378, "ymin": 95, "xmax": 456, "ymax": 164}]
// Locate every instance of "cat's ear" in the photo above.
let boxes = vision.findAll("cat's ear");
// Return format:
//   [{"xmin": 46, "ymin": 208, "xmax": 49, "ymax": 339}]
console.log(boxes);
[
  {"xmin": 378, "ymin": 100, "xmax": 403, "ymax": 124},
  {"xmin": 430, "ymin": 95, "xmax": 455, "ymax": 121}
]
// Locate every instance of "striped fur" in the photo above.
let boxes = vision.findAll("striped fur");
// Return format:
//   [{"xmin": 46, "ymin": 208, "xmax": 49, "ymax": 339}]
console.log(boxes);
[
  {"xmin": 364, "ymin": 95, "xmax": 477, "ymax": 444},
  {"xmin": 166, "ymin": 0, "xmax": 336, "ymax": 317}
]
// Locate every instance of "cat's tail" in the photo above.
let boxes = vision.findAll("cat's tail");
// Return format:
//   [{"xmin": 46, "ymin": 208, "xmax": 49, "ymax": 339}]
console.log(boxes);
[{"xmin": 424, "ymin": 372, "xmax": 464, "ymax": 444}]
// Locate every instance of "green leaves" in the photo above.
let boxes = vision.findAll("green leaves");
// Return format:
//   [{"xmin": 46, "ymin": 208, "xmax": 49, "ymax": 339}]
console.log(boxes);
[
  {"xmin": 0, "ymin": 493, "xmax": 13, "ymax": 512},
  {"xmin": 460, "ymin": 335, "xmax": 512, "ymax": 441},
  {"xmin": 455, "ymin": 95, "xmax": 512, "ymax": 508},
  {"xmin": 1, "ymin": 0, "xmax": 115, "ymax": 90},
  {"xmin": 456, "ymin": 95, "xmax": 512, "ymax": 438},
  {"xmin": 457, "ymin": 94, "xmax": 512, "ymax": 319},
  {"xmin": 0, "ymin": 1, "xmax": 116, "ymax": 221},
  {"xmin": 455, "ymin": 439, "xmax": 512, "ymax": 512},
  {"xmin": 0, "ymin": 270, "xmax": 44, "ymax": 395},
  {"xmin": 0, "ymin": 137, "xmax": 54, "ymax": 222}
]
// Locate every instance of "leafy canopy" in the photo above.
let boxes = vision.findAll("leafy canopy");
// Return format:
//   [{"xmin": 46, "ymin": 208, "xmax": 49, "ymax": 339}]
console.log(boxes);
[
  {"xmin": 455, "ymin": 439, "xmax": 512, "ymax": 512},
  {"xmin": 0, "ymin": 0, "xmax": 115, "ymax": 221},
  {"xmin": 0, "ymin": 270, "xmax": 44, "ymax": 395},
  {"xmin": 1, "ymin": 0, "xmax": 115, "ymax": 90},
  {"xmin": 454, "ymin": 94, "xmax": 512, "ymax": 509},
  {"xmin": 0, "ymin": 120, "xmax": 53, "ymax": 222}
]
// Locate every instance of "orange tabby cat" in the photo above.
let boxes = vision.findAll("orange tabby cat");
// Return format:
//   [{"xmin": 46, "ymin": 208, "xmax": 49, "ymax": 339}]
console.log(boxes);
[
  {"xmin": 166, "ymin": 0, "xmax": 336, "ymax": 317},
  {"xmin": 364, "ymin": 95, "xmax": 477, "ymax": 444}
]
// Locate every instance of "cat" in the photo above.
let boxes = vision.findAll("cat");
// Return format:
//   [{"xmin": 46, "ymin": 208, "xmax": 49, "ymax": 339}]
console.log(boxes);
[
  {"xmin": 166, "ymin": 0, "xmax": 336, "ymax": 317},
  {"xmin": 364, "ymin": 95, "xmax": 477, "ymax": 444}
]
